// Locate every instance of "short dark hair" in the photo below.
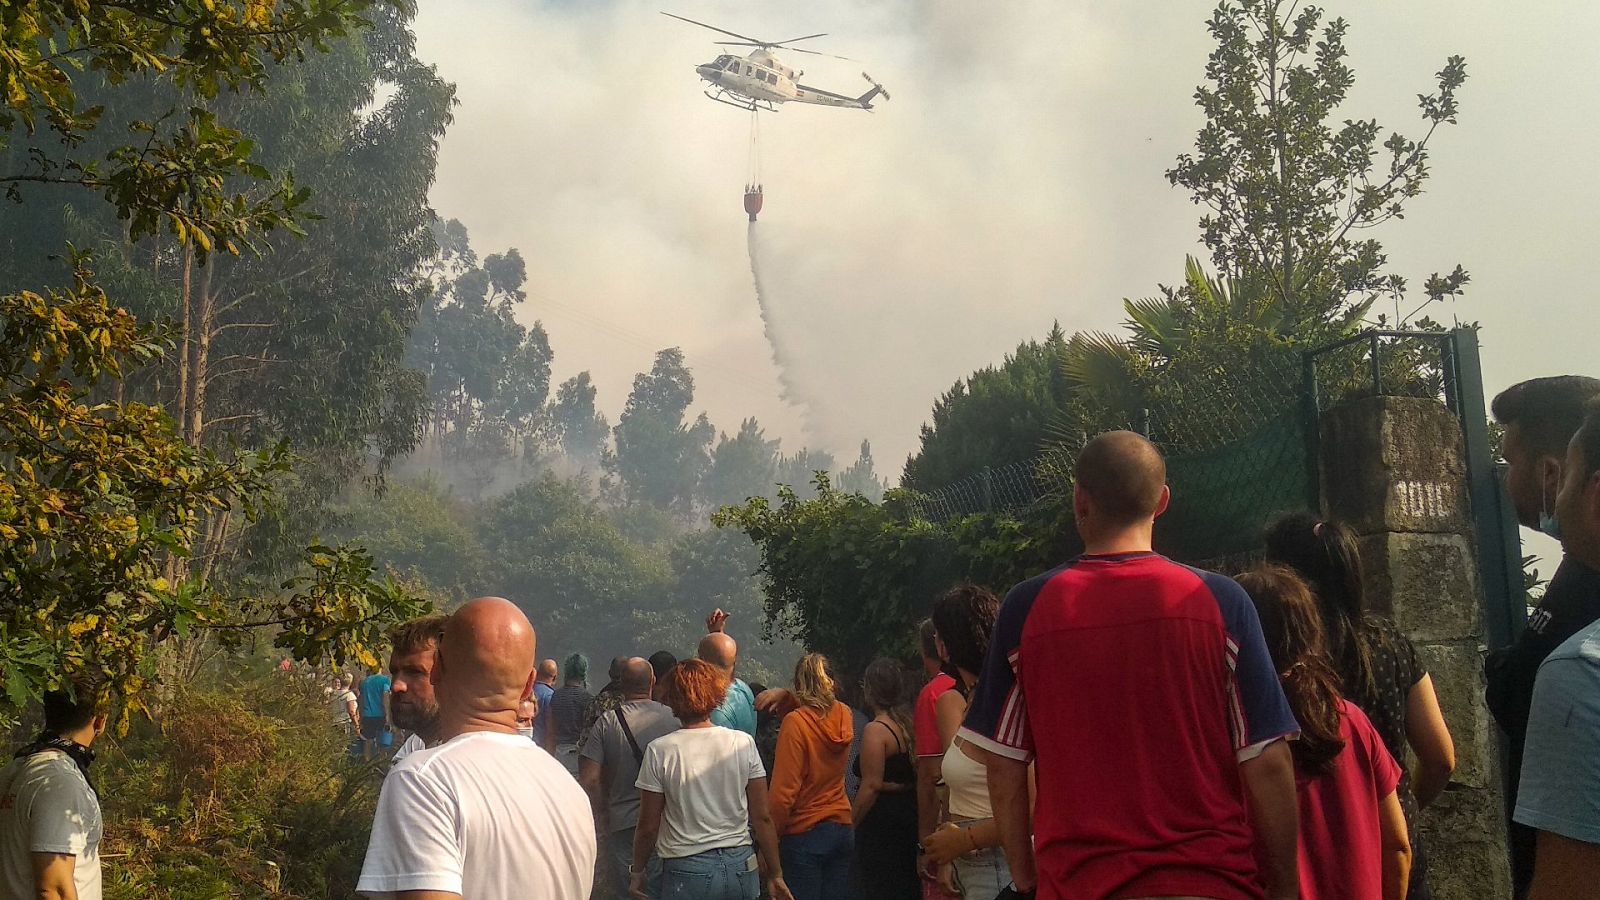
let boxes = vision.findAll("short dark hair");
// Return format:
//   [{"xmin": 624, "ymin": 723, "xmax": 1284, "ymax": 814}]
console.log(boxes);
[
  {"xmin": 1492, "ymin": 376, "xmax": 1600, "ymax": 459},
  {"xmin": 388, "ymin": 613, "xmax": 448, "ymax": 658},
  {"xmin": 1074, "ymin": 430, "xmax": 1167, "ymax": 526},
  {"xmin": 43, "ymin": 674, "xmax": 107, "ymax": 735},
  {"xmin": 1573, "ymin": 400, "xmax": 1600, "ymax": 481},
  {"xmin": 648, "ymin": 650, "xmax": 677, "ymax": 681}
]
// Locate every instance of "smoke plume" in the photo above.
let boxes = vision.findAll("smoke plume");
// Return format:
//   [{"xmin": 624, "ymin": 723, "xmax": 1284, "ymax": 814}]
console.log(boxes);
[{"xmin": 747, "ymin": 220, "xmax": 816, "ymax": 439}]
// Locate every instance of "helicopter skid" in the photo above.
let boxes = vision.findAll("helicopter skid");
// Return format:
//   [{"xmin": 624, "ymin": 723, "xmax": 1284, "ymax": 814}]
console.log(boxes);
[{"xmin": 703, "ymin": 87, "xmax": 777, "ymax": 113}]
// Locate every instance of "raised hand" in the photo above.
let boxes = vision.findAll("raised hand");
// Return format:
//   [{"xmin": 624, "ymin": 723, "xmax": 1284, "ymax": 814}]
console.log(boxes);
[{"xmin": 706, "ymin": 608, "xmax": 730, "ymax": 634}]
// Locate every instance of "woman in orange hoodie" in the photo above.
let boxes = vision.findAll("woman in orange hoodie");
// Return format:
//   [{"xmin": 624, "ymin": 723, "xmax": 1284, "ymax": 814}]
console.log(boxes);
[{"xmin": 769, "ymin": 653, "xmax": 857, "ymax": 900}]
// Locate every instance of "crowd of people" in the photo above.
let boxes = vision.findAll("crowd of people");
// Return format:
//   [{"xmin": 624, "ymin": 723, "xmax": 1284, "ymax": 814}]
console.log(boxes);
[{"xmin": 4, "ymin": 373, "xmax": 1600, "ymax": 900}]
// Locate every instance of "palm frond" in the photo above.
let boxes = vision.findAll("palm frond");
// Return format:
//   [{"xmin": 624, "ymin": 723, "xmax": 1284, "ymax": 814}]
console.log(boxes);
[{"xmin": 1122, "ymin": 296, "xmax": 1187, "ymax": 357}]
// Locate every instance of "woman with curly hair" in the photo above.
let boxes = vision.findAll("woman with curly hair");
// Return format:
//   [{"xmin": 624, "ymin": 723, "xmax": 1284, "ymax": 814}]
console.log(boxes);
[
  {"xmin": 1266, "ymin": 513, "xmax": 1455, "ymax": 899},
  {"xmin": 921, "ymin": 583, "xmax": 1024, "ymax": 900},
  {"xmin": 769, "ymin": 653, "xmax": 857, "ymax": 900},
  {"xmin": 1237, "ymin": 565, "xmax": 1411, "ymax": 900},
  {"xmin": 632, "ymin": 658, "xmax": 791, "ymax": 900}
]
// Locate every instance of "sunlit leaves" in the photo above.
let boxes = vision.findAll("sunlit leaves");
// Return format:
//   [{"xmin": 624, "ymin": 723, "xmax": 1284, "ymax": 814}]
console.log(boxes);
[
  {"xmin": 253, "ymin": 544, "xmax": 431, "ymax": 669},
  {"xmin": 0, "ymin": 266, "xmax": 270, "ymax": 709},
  {"xmin": 0, "ymin": 264, "xmax": 426, "ymax": 715}
]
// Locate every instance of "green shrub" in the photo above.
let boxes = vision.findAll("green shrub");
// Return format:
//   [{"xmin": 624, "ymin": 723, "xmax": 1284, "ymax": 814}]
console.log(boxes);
[{"xmin": 98, "ymin": 669, "xmax": 383, "ymax": 899}]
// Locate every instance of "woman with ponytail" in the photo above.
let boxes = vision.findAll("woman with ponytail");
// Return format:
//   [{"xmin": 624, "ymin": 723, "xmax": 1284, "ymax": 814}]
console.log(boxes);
[
  {"xmin": 1266, "ymin": 513, "xmax": 1455, "ymax": 900},
  {"xmin": 1238, "ymin": 566, "xmax": 1411, "ymax": 900},
  {"xmin": 850, "ymin": 658, "xmax": 920, "ymax": 899},
  {"xmin": 769, "ymin": 653, "xmax": 857, "ymax": 900}
]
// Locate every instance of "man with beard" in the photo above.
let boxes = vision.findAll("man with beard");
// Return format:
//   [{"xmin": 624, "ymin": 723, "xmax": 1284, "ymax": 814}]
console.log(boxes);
[
  {"xmin": 358, "ymin": 597, "xmax": 595, "ymax": 898},
  {"xmin": 388, "ymin": 614, "xmax": 449, "ymax": 767}
]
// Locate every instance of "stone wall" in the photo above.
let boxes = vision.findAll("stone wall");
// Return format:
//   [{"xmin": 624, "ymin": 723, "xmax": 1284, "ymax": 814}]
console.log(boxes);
[{"xmin": 1320, "ymin": 395, "xmax": 1510, "ymax": 899}]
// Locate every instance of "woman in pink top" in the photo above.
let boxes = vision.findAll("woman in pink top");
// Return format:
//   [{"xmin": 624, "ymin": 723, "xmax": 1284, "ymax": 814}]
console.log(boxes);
[{"xmin": 1237, "ymin": 566, "xmax": 1412, "ymax": 900}]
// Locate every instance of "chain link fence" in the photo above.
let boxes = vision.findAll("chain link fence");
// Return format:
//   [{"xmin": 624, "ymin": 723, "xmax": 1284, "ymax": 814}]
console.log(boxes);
[{"xmin": 903, "ymin": 331, "xmax": 1462, "ymax": 566}]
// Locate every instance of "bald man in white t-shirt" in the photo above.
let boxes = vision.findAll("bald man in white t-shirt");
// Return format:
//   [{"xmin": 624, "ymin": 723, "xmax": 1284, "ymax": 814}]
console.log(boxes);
[{"xmin": 358, "ymin": 598, "xmax": 596, "ymax": 899}]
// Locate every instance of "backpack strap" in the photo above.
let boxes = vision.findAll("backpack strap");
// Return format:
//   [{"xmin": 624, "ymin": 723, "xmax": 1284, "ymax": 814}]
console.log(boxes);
[{"xmin": 615, "ymin": 707, "xmax": 644, "ymax": 765}]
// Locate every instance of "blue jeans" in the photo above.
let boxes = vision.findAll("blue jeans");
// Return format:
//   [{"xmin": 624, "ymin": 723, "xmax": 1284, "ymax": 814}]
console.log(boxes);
[
  {"xmin": 661, "ymin": 845, "xmax": 758, "ymax": 900},
  {"xmin": 780, "ymin": 823, "xmax": 855, "ymax": 900},
  {"xmin": 950, "ymin": 846, "xmax": 1010, "ymax": 900}
]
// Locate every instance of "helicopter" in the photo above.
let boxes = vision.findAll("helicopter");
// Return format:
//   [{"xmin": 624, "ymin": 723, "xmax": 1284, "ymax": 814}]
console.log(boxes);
[{"xmin": 663, "ymin": 12, "xmax": 889, "ymax": 113}]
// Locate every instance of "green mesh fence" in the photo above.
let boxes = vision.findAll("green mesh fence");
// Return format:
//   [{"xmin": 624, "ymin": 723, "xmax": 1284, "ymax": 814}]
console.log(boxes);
[
  {"xmin": 903, "ymin": 365, "xmax": 1317, "ymax": 567},
  {"xmin": 1154, "ymin": 410, "xmax": 1314, "ymax": 564},
  {"xmin": 903, "ymin": 333, "xmax": 1467, "ymax": 567}
]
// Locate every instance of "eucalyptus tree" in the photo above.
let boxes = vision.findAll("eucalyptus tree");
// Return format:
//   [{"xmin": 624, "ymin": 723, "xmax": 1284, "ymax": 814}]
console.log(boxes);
[
  {"xmin": 607, "ymin": 348, "xmax": 716, "ymax": 516},
  {"xmin": 0, "ymin": 0, "xmax": 431, "ymax": 713}
]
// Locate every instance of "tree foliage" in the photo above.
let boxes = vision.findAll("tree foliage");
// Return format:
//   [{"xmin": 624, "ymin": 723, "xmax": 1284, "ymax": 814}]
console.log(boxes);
[
  {"xmin": 606, "ymin": 348, "xmax": 714, "ymax": 516},
  {"xmin": 0, "ymin": 267, "xmax": 426, "ymax": 715},
  {"xmin": 714, "ymin": 478, "xmax": 1065, "ymax": 678},
  {"xmin": 835, "ymin": 441, "xmax": 888, "ymax": 503},
  {"xmin": 2, "ymin": 4, "xmax": 455, "ymax": 579},
  {"xmin": 550, "ymin": 372, "xmax": 610, "ymax": 465},
  {"xmin": 477, "ymin": 474, "xmax": 666, "ymax": 652},
  {"xmin": 0, "ymin": 0, "xmax": 390, "ymax": 251},
  {"xmin": 1168, "ymin": 0, "xmax": 1469, "ymax": 325},
  {"xmin": 1064, "ymin": 0, "xmax": 1469, "ymax": 447},
  {"xmin": 902, "ymin": 326, "xmax": 1072, "ymax": 491},
  {"xmin": 702, "ymin": 418, "xmax": 780, "ymax": 510},
  {"xmin": 411, "ymin": 222, "xmax": 552, "ymax": 447},
  {"xmin": 333, "ymin": 470, "xmax": 801, "ymax": 681}
]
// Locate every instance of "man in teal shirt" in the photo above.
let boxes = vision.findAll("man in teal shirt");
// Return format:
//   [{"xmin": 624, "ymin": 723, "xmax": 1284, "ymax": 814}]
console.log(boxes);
[{"xmin": 700, "ymin": 611, "xmax": 757, "ymax": 737}]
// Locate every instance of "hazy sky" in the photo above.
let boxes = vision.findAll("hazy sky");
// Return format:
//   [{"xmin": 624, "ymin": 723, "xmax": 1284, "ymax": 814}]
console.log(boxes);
[{"xmin": 412, "ymin": 0, "xmax": 1599, "ymax": 503}]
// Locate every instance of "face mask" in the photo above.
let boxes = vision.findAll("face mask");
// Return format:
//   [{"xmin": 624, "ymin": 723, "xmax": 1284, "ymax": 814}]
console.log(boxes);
[
  {"xmin": 517, "ymin": 726, "xmax": 535, "ymax": 741},
  {"xmin": 1540, "ymin": 481, "xmax": 1564, "ymax": 539}
]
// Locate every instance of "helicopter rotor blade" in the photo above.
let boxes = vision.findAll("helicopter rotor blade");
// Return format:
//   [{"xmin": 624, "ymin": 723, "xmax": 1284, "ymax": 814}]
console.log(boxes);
[
  {"xmin": 714, "ymin": 41, "xmax": 767, "ymax": 47},
  {"xmin": 786, "ymin": 47, "xmax": 853, "ymax": 60},
  {"xmin": 772, "ymin": 32, "xmax": 828, "ymax": 46},
  {"xmin": 660, "ymin": 12, "xmax": 766, "ymax": 45}
]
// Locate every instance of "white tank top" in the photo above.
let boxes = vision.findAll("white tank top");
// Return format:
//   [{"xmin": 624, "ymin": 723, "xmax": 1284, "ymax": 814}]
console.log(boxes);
[{"xmin": 940, "ymin": 737, "xmax": 993, "ymax": 820}]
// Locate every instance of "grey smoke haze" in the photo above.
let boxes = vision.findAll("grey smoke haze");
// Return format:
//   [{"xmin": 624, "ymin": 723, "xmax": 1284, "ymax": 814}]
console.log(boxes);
[
  {"xmin": 414, "ymin": 0, "xmax": 1600, "ymax": 499},
  {"xmin": 747, "ymin": 221, "xmax": 814, "ymax": 433}
]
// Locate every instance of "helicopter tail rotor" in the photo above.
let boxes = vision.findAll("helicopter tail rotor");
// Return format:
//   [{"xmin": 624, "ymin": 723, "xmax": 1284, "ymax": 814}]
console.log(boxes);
[{"xmin": 858, "ymin": 72, "xmax": 890, "ymax": 108}]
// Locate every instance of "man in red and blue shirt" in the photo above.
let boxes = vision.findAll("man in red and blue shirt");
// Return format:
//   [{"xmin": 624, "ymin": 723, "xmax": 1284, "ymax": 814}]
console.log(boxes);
[{"xmin": 959, "ymin": 431, "xmax": 1301, "ymax": 900}]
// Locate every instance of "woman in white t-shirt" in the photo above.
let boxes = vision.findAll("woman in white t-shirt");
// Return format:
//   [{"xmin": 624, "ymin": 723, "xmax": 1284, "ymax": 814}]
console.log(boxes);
[{"xmin": 633, "ymin": 659, "xmax": 794, "ymax": 900}]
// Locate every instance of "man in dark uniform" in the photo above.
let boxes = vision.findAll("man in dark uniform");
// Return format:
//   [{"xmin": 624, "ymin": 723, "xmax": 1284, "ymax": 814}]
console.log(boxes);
[{"xmin": 1487, "ymin": 375, "xmax": 1600, "ymax": 894}]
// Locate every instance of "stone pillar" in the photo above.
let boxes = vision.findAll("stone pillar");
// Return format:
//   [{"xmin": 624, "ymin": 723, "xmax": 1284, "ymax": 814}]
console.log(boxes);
[{"xmin": 1320, "ymin": 395, "xmax": 1510, "ymax": 900}]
